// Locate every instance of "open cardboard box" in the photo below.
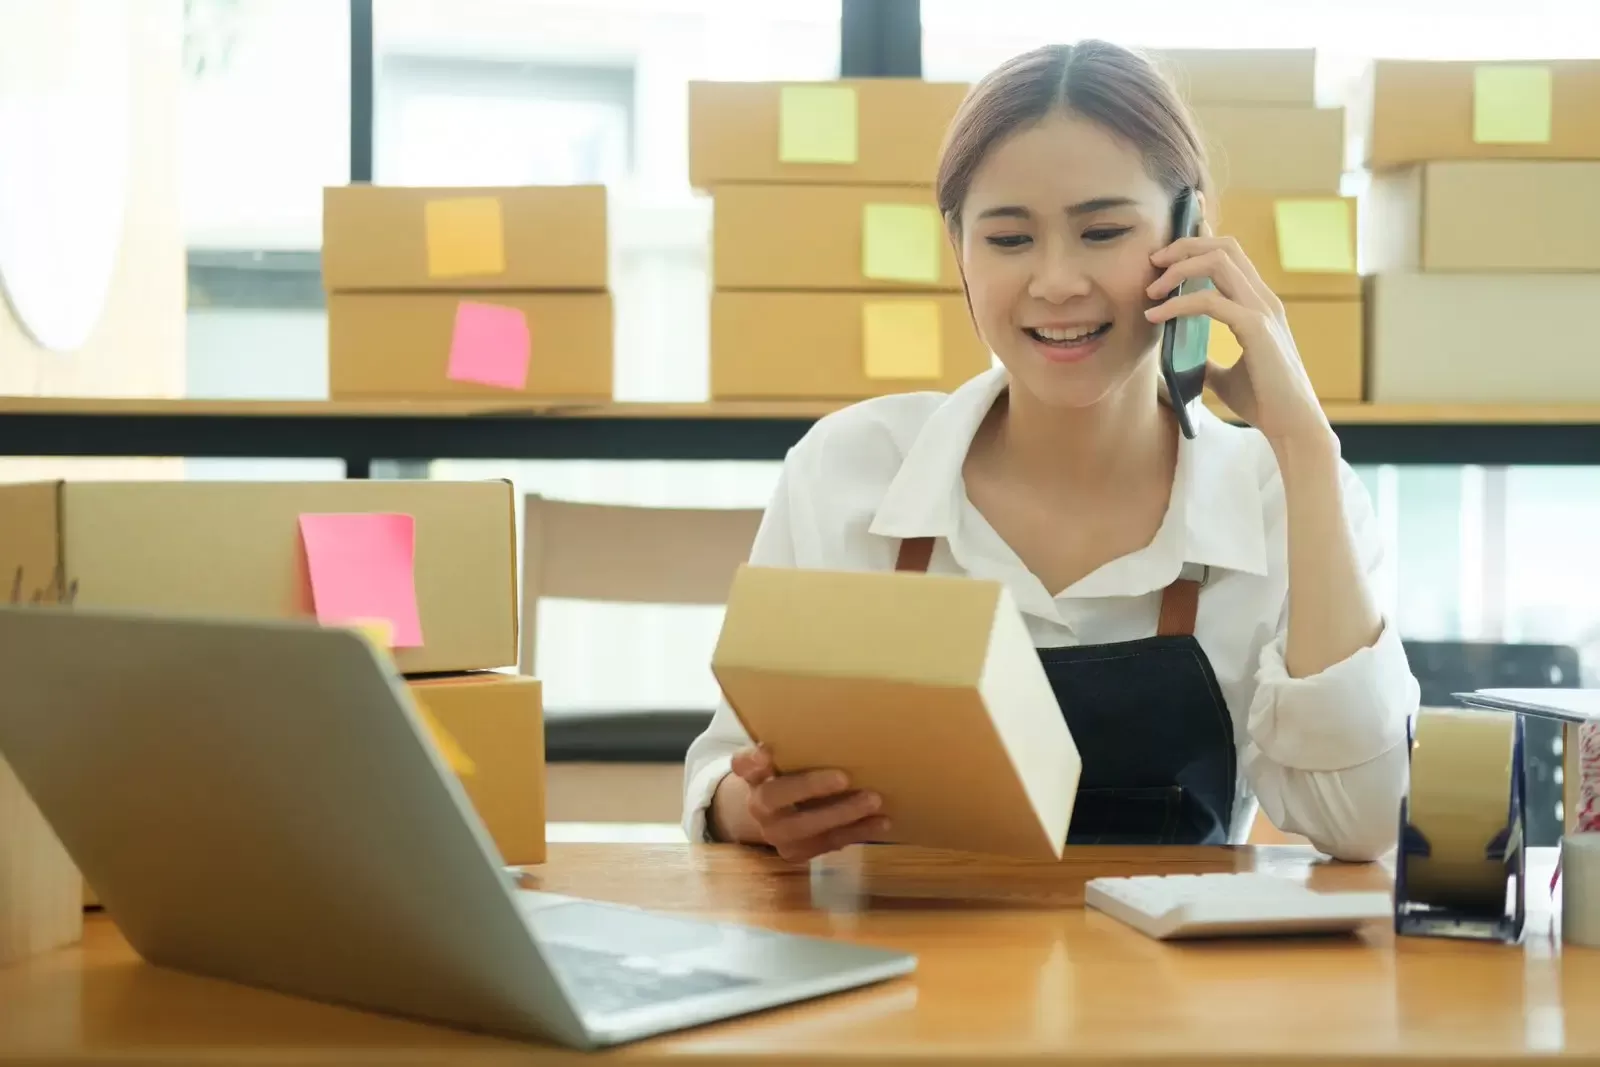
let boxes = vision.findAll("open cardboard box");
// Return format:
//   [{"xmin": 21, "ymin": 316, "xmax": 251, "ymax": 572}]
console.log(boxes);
[{"xmin": 711, "ymin": 564, "xmax": 1079, "ymax": 860}]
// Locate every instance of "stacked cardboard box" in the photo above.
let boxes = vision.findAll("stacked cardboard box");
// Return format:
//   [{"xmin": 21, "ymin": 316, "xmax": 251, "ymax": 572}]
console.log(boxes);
[
  {"xmin": 1157, "ymin": 49, "xmax": 1365, "ymax": 404},
  {"xmin": 691, "ymin": 78, "xmax": 991, "ymax": 400},
  {"xmin": 322, "ymin": 185, "xmax": 612, "ymax": 402},
  {"xmin": 1356, "ymin": 59, "xmax": 1600, "ymax": 402},
  {"xmin": 0, "ymin": 480, "xmax": 546, "ymax": 943}
]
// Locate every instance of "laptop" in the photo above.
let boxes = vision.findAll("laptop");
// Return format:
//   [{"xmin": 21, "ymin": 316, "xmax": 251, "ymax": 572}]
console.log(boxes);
[
  {"xmin": 1454, "ymin": 688, "xmax": 1600, "ymax": 723},
  {"xmin": 0, "ymin": 605, "xmax": 915, "ymax": 1050}
]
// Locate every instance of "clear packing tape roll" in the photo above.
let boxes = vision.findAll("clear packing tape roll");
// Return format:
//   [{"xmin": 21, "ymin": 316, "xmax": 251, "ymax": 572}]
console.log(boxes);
[
  {"xmin": 1406, "ymin": 709, "xmax": 1517, "ymax": 911},
  {"xmin": 1563, "ymin": 832, "xmax": 1600, "ymax": 947}
]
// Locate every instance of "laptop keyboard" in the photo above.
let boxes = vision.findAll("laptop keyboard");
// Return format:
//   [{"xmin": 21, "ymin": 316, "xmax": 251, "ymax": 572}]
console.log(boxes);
[{"xmin": 541, "ymin": 941, "xmax": 758, "ymax": 1016}]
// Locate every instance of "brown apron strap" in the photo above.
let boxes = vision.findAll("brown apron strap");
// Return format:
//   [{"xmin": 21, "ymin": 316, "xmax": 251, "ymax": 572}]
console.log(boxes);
[
  {"xmin": 899, "ymin": 535, "xmax": 1199, "ymax": 636},
  {"xmin": 895, "ymin": 536, "xmax": 935, "ymax": 573},
  {"xmin": 1156, "ymin": 578, "xmax": 1201, "ymax": 637}
]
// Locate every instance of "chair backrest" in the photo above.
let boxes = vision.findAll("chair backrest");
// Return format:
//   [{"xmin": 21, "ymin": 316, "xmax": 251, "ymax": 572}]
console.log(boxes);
[{"xmin": 520, "ymin": 494, "xmax": 764, "ymax": 674}]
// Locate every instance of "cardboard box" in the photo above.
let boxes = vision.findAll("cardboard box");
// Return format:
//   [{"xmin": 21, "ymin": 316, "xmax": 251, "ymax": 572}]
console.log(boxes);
[
  {"xmin": 1152, "ymin": 48, "xmax": 1315, "ymax": 106},
  {"xmin": 322, "ymin": 185, "xmax": 607, "ymax": 292},
  {"xmin": 711, "ymin": 291, "xmax": 990, "ymax": 400},
  {"xmin": 1, "ymin": 755, "xmax": 82, "ymax": 965},
  {"xmin": 1360, "ymin": 59, "xmax": 1600, "ymax": 170},
  {"xmin": 408, "ymin": 673, "xmax": 545, "ymax": 866},
  {"xmin": 713, "ymin": 184, "xmax": 961, "ymax": 291},
  {"xmin": 1218, "ymin": 191, "xmax": 1359, "ymax": 298},
  {"xmin": 1207, "ymin": 299, "xmax": 1363, "ymax": 402},
  {"xmin": 328, "ymin": 291, "xmax": 612, "ymax": 401},
  {"xmin": 0, "ymin": 480, "xmax": 517, "ymax": 674},
  {"xmin": 1367, "ymin": 272, "xmax": 1600, "ymax": 403},
  {"xmin": 1363, "ymin": 161, "xmax": 1600, "ymax": 273},
  {"xmin": 689, "ymin": 78, "xmax": 969, "ymax": 190},
  {"xmin": 712, "ymin": 565, "xmax": 1079, "ymax": 860},
  {"xmin": 1193, "ymin": 105, "xmax": 1345, "ymax": 194}
]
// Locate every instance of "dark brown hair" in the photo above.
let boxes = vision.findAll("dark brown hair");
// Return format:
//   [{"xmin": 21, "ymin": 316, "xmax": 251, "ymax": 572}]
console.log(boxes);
[{"xmin": 936, "ymin": 41, "xmax": 1210, "ymax": 233}]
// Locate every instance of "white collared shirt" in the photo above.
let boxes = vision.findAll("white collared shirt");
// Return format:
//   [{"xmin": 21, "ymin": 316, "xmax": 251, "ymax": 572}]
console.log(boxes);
[{"xmin": 682, "ymin": 367, "xmax": 1419, "ymax": 861}]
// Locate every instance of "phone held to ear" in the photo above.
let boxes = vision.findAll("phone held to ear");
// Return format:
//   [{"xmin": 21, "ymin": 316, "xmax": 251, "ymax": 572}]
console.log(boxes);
[{"xmin": 1159, "ymin": 187, "xmax": 1210, "ymax": 440}]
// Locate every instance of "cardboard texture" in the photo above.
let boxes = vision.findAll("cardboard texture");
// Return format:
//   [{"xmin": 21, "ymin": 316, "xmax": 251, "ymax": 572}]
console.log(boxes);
[
  {"xmin": 0, "ymin": 755, "xmax": 83, "ymax": 964},
  {"xmin": 1207, "ymin": 299, "xmax": 1363, "ymax": 402},
  {"xmin": 713, "ymin": 565, "xmax": 1079, "ymax": 860},
  {"xmin": 0, "ymin": 480, "xmax": 517, "ymax": 674},
  {"xmin": 1367, "ymin": 272, "xmax": 1600, "ymax": 403},
  {"xmin": 1151, "ymin": 48, "xmax": 1316, "ymax": 106},
  {"xmin": 1193, "ymin": 105, "xmax": 1345, "ymax": 194},
  {"xmin": 712, "ymin": 184, "xmax": 960, "ymax": 291},
  {"xmin": 321, "ymin": 184, "xmax": 607, "ymax": 292},
  {"xmin": 1363, "ymin": 161, "xmax": 1600, "ymax": 273},
  {"xmin": 688, "ymin": 78, "xmax": 970, "ymax": 189},
  {"xmin": 1219, "ymin": 192, "xmax": 1359, "ymax": 297},
  {"xmin": 710, "ymin": 291, "xmax": 990, "ymax": 400},
  {"xmin": 407, "ymin": 673, "xmax": 546, "ymax": 866},
  {"xmin": 1360, "ymin": 59, "xmax": 1600, "ymax": 169},
  {"xmin": 327, "ymin": 291, "xmax": 612, "ymax": 401}
]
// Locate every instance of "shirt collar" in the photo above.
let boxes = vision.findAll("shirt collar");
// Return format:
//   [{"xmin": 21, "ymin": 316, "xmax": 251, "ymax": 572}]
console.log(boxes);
[{"xmin": 868, "ymin": 368, "xmax": 1269, "ymax": 594}]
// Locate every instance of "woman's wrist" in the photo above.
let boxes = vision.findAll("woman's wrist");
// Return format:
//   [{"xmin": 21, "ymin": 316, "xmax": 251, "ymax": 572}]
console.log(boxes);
[{"xmin": 707, "ymin": 772, "xmax": 749, "ymax": 844}]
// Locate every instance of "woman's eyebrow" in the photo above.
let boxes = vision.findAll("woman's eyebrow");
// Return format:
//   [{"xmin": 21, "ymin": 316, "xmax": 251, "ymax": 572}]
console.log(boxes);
[{"xmin": 973, "ymin": 196, "xmax": 1137, "ymax": 222}]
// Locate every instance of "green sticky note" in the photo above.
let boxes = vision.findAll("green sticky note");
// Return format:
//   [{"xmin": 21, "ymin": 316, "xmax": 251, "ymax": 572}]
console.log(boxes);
[
  {"xmin": 862, "ymin": 301, "xmax": 942, "ymax": 380},
  {"xmin": 1473, "ymin": 64, "xmax": 1553, "ymax": 144},
  {"xmin": 1273, "ymin": 198, "xmax": 1355, "ymax": 273},
  {"xmin": 779, "ymin": 85, "xmax": 858, "ymax": 164},
  {"xmin": 862, "ymin": 203, "xmax": 941, "ymax": 284}
]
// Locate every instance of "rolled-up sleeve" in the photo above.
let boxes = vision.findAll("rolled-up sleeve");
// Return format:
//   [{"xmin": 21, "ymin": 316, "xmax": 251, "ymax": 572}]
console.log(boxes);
[
  {"xmin": 1241, "ymin": 463, "xmax": 1420, "ymax": 862},
  {"xmin": 680, "ymin": 462, "xmax": 801, "ymax": 842}
]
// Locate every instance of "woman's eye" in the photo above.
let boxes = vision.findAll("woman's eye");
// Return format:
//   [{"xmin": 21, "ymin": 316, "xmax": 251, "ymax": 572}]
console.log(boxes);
[
  {"xmin": 1083, "ymin": 227, "xmax": 1132, "ymax": 243},
  {"xmin": 984, "ymin": 234, "xmax": 1031, "ymax": 249}
]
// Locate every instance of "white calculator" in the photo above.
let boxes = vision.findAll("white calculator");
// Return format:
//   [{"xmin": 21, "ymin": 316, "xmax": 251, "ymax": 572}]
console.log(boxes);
[{"xmin": 1085, "ymin": 872, "xmax": 1392, "ymax": 941}]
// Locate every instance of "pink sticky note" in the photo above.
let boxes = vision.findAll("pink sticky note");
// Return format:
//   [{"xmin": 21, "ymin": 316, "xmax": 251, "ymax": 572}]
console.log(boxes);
[
  {"xmin": 446, "ymin": 300, "xmax": 530, "ymax": 390},
  {"xmin": 298, "ymin": 513, "xmax": 424, "ymax": 648}
]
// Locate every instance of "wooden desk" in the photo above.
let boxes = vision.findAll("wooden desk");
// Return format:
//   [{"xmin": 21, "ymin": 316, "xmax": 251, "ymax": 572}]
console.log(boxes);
[{"xmin": 1, "ymin": 843, "xmax": 1595, "ymax": 1064}]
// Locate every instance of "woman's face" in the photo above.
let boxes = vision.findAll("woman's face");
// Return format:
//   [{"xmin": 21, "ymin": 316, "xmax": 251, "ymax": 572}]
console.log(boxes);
[{"xmin": 957, "ymin": 111, "xmax": 1174, "ymax": 411}]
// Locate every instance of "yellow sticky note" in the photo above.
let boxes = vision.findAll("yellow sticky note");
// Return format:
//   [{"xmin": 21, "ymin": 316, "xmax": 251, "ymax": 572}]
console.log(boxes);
[
  {"xmin": 779, "ymin": 85, "xmax": 858, "ymax": 164},
  {"xmin": 1273, "ymin": 199, "xmax": 1355, "ymax": 273},
  {"xmin": 423, "ymin": 196, "xmax": 506, "ymax": 278},
  {"xmin": 1473, "ymin": 64, "xmax": 1552, "ymax": 144},
  {"xmin": 348, "ymin": 618, "xmax": 395, "ymax": 656},
  {"xmin": 1207, "ymin": 319, "xmax": 1243, "ymax": 368},
  {"xmin": 862, "ymin": 302, "xmax": 942, "ymax": 380},
  {"xmin": 862, "ymin": 203, "xmax": 942, "ymax": 284},
  {"xmin": 415, "ymin": 702, "xmax": 478, "ymax": 778}
]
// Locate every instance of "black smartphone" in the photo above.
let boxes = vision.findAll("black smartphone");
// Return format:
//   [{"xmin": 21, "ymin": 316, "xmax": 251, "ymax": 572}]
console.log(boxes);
[{"xmin": 1158, "ymin": 187, "xmax": 1211, "ymax": 440}]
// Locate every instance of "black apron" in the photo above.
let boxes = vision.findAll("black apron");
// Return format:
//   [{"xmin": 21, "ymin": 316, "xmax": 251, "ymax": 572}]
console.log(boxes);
[{"xmin": 896, "ymin": 536, "xmax": 1237, "ymax": 845}]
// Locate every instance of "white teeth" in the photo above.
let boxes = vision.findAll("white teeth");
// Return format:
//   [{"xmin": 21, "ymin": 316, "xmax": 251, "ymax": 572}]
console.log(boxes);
[{"xmin": 1032, "ymin": 325, "xmax": 1103, "ymax": 343}]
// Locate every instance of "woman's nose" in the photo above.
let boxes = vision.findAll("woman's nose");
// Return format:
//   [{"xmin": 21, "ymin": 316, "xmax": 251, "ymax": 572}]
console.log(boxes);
[{"xmin": 1027, "ymin": 237, "xmax": 1092, "ymax": 303}]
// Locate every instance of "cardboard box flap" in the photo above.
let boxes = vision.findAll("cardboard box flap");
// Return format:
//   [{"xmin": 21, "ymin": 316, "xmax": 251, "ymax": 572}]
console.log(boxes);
[
  {"xmin": 0, "ymin": 482, "xmax": 70, "ymax": 605},
  {"xmin": 712, "ymin": 566, "xmax": 1079, "ymax": 859}
]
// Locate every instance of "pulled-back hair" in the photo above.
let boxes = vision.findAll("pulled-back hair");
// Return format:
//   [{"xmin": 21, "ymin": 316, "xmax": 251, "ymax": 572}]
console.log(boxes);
[{"xmin": 936, "ymin": 41, "xmax": 1211, "ymax": 233}]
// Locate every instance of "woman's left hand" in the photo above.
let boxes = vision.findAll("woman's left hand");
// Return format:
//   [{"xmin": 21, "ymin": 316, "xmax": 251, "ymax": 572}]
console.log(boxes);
[{"xmin": 1144, "ymin": 221, "xmax": 1334, "ymax": 453}]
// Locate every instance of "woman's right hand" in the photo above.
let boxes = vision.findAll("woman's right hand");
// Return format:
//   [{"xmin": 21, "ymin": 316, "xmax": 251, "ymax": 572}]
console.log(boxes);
[{"xmin": 711, "ymin": 745, "xmax": 890, "ymax": 863}]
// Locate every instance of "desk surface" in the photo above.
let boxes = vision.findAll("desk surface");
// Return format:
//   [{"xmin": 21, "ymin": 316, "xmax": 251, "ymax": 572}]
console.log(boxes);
[{"xmin": 2, "ymin": 843, "xmax": 1594, "ymax": 1064}]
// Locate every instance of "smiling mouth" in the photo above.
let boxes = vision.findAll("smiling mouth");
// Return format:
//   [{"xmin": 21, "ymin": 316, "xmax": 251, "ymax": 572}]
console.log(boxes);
[{"xmin": 1023, "ymin": 323, "xmax": 1111, "ymax": 348}]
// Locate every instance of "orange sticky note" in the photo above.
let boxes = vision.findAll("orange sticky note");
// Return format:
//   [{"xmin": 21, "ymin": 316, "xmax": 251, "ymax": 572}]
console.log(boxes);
[
  {"xmin": 423, "ymin": 196, "xmax": 506, "ymax": 278},
  {"xmin": 348, "ymin": 617, "xmax": 396, "ymax": 655},
  {"xmin": 862, "ymin": 203, "xmax": 942, "ymax": 284},
  {"xmin": 862, "ymin": 302, "xmax": 942, "ymax": 380},
  {"xmin": 447, "ymin": 301, "xmax": 530, "ymax": 390},
  {"xmin": 299, "ymin": 513, "xmax": 423, "ymax": 648},
  {"xmin": 414, "ymin": 701, "xmax": 477, "ymax": 777}
]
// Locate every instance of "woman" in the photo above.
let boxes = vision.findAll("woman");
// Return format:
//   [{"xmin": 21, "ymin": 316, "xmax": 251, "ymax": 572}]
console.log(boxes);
[{"xmin": 682, "ymin": 41, "xmax": 1419, "ymax": 863}]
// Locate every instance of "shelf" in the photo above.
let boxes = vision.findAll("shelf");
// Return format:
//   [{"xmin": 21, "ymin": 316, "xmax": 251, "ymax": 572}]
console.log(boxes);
[{"xmin": 2, "ymin": 395, "xmax": 1599, "ymax": 472}]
